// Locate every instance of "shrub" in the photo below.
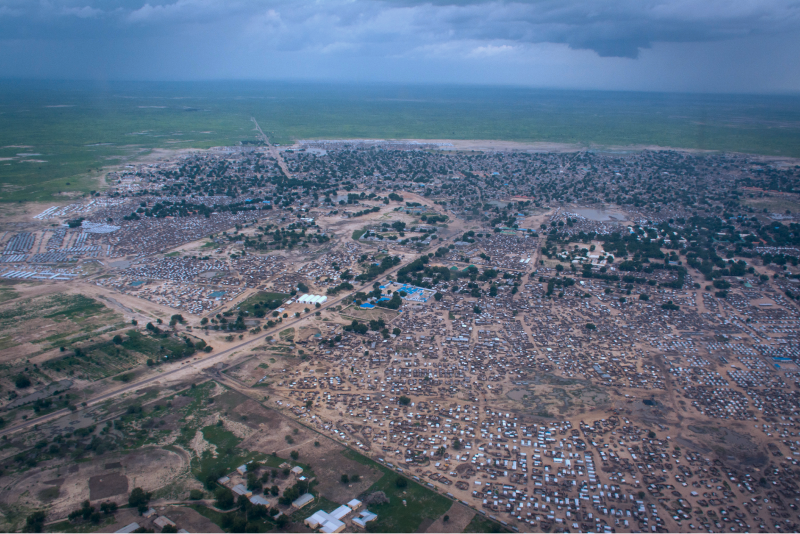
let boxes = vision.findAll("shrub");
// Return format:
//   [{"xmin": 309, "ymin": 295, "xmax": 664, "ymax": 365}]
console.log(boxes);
[
  {"xmin": 24, "ymin": 511, "xmax": 46, "ymax": 533},
  {"xmin": 214, "ymin": 487, "xmax": 235, "ymax": 510},
  {"xmin": 15, "ymin": 374, "xmax": 31, "ymax": 389},
  {"xmin": 128, "ymin": 487, "xmax": 152, "ymax": 513}
]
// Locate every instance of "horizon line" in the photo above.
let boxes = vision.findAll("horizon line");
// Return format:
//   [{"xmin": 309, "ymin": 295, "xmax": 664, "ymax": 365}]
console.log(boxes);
[{"xmin": 1, "ymin": 77, "xmax": 799, "ymax": 98}]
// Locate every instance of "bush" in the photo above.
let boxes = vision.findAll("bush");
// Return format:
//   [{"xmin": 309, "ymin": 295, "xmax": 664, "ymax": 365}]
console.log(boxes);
[
  {"xmin": 214, "ymin": 487, "xmax": 235, "ymax": 510},
  {"xmin": 189, "ymin": 489, "xmax": 204, "ymax": 500},
  {"xmin": 341, "ymin": 474, "xmax": 349, "ymax": 484},
  {"xmin": 15, "ymin": 374, "xmax": 31, "ymax": 389},
  {"xmin": 363, "ymin": 491, "xmax": 389, "ymax": 506},
  {"xmin": 395, "ymin": 477, "xmax": 407, "ymax": 488},
  {"xmin": 24, "ymin": 511, "xmax": 46, "ymax": 533},
  {"xmin": 128, "ymin": 487, "xmax": 151, "ymax": 513},
  {"xmin": 100, "ymin": 501, "xmax": 118, "ymax": 514}
]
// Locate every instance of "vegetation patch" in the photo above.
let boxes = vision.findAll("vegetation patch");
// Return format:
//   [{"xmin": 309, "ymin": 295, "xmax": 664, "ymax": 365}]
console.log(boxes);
[{"xmin": 342, "ymin": 450, "xmax": 451, "ymax": 532}]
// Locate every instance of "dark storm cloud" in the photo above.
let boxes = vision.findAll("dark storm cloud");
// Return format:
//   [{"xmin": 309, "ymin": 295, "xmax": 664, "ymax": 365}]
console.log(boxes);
[
  {"xmin": 2, "ymin": 0, "xmax": 798, "ymax": 56},
  {"xmin": 0, "ymin": 0, "xmax": 798, "ymax": 90}
]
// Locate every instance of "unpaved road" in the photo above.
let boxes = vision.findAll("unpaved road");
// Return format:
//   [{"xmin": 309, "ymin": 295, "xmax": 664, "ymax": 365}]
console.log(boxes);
[
  {"xmin": 2, "ymin": 248, "xmax": 425, "ymax": 437},
  {"xmin": 252, "ymin": 116, "xmax": 293, "ymax": 178}
]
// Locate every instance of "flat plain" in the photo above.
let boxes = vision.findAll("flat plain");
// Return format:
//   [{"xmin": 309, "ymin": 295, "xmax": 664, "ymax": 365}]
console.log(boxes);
[{"xmin": 2, "ymin": 81, "xmax": 800, "ymax": 203}]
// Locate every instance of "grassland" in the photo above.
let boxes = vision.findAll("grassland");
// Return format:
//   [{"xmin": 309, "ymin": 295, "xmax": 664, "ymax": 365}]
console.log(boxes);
[
  {"xmin": 42, "ymin": 329, "xmax": 192, "ymax": 380},
  {"xmin": 1, "ymin": 81, "xmax": 799, "ymax": 202},
  {"xmin": 464, "ymin": 515, "xmax": 510, "ymax": 533},
  {"xmin": 234, "ymin": 291, "xmax": 288, "ymax": 316},
  {"xmin": 0, "ymin": 285, "xmax": 19, "ymax": 304},
  {"xmin": 742, "ymin": 194, "xmax": 800, "ymax": 215},
  {"xmin": 0, "ymin": 293, "xmax": 125, "ymax": 360},
  {"xmin": 342, "ymin": 449, "xmax": 452, "ymax": 532}
]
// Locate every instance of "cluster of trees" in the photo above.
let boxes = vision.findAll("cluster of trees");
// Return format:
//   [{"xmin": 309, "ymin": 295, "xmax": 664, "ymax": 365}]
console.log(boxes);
[
  {"xmin": 128, "ymin": 487, "xmax": 152, "ymax": 513},
  {"xmin": 377, "ymin": 293, "xmax": 403, "ymax": 310},
  {"xmin": 343, "ymin": 318, "xmax": 401, "ymax": 338},
  {"xmin": 67, "ymin": 500, "xmax": 118, "ymax": 524},
  {"xmin": 245, "ymin": 224, "xmax": 329, "ymax": 251},
  {"xmin": 356, "ymin": 255, "xmax": 401, "ymax": 282},
  {"xmin": 421, "ymin": 213, "xmax": 447, "ymax": 224},
  {"xmin": 349, "ymin": 206, "xmax": 381, "ymax": 218},
  {"xmin": 327, "ymin": 281, "xmax": 354, "ymax": 295},
  {"xmin": 246, "ymin": 297, "xmax": 284, "ymax": 318},
  {"xmin": 8, "ymin": 420, "xmax": 124, "ymax": 470},
  {"xmin": 344, "ymin": 320, "xmax": 369, "ymax": 335}
]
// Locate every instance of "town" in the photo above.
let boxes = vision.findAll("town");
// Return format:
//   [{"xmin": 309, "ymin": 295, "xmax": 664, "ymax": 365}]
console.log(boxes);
[{"xmin": 0, "ymin": 139, "xmax": 799, "ymax": 534}]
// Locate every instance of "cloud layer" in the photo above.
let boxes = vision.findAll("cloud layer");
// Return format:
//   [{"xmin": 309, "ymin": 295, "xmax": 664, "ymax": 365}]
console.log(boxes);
[{"xmin": 0, "ymin": 0, "xmax": 798, "ymax": 91}]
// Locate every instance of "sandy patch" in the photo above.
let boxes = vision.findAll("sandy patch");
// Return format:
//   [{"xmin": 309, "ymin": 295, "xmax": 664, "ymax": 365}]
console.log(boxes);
[
  {"xmin": 190, "ymin": 428, "xmax": 218, "ymax": 458},
  {"xmin": 425, "ymin": 501, "xmax": 475, "ymax": 533},
  {"xmin": 224, "ymin": 419, "xmax": 257, "ymax": 440}
]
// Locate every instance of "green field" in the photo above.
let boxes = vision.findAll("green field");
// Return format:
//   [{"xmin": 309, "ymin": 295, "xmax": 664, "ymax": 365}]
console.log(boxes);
[
  {"xmin": 464, "ymin": 515, "xmax": 510, "ymax": 533},
  {"xmin": 0, "ymin": 293, "xmax": 123, "ymax": 355},
  {"xmin": 235, "ymin": 291, "xmax": 289, "ymax": 315},
  {"xmin": 1, "ymin": 81, "xmax": 800, "ymax": 202},
  {"xmin": 342, "ymin": 449, "xmax": 452, "ymax": 532}
]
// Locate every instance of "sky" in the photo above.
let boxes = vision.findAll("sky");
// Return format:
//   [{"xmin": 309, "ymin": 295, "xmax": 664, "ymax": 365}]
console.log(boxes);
[{"xmin": 0, "ymin": 0, "xmax": 799, "ymax": 93}]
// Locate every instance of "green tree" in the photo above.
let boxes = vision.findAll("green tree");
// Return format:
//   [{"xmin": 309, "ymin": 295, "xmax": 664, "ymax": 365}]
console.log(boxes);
[
  {"xmin": 24, "ymin": 511, "xmax": 46, "ymax": 533},
  {"xmin": 128, "ymin": 487, "xmax": 152, "ymax": 513},
  {"xmin": 15, "ymin": 374, "xmax": 31, "ymax": 389},
  {"xmin": 214, "ymin": 487, "xmax": 235, "ymax": 510}
]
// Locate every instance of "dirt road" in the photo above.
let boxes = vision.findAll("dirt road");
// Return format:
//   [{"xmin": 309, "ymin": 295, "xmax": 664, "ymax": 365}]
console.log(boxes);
[
  {"xmin": 251, "ymin": 116, "xmax": 293, "ymax": 178},
  {"xmin": 2, "ymin": 248, "xmax": 425, "ymax": 437}
]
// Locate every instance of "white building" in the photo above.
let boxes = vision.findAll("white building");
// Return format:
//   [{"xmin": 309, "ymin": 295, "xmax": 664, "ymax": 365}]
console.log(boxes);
[
  {"xmin": 304, "ymin": 504, "xmax": 354, "ymax": 533},
  {"xmin": 297, "ymin": 294, "xmax": 328, "ymax": 305}
]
